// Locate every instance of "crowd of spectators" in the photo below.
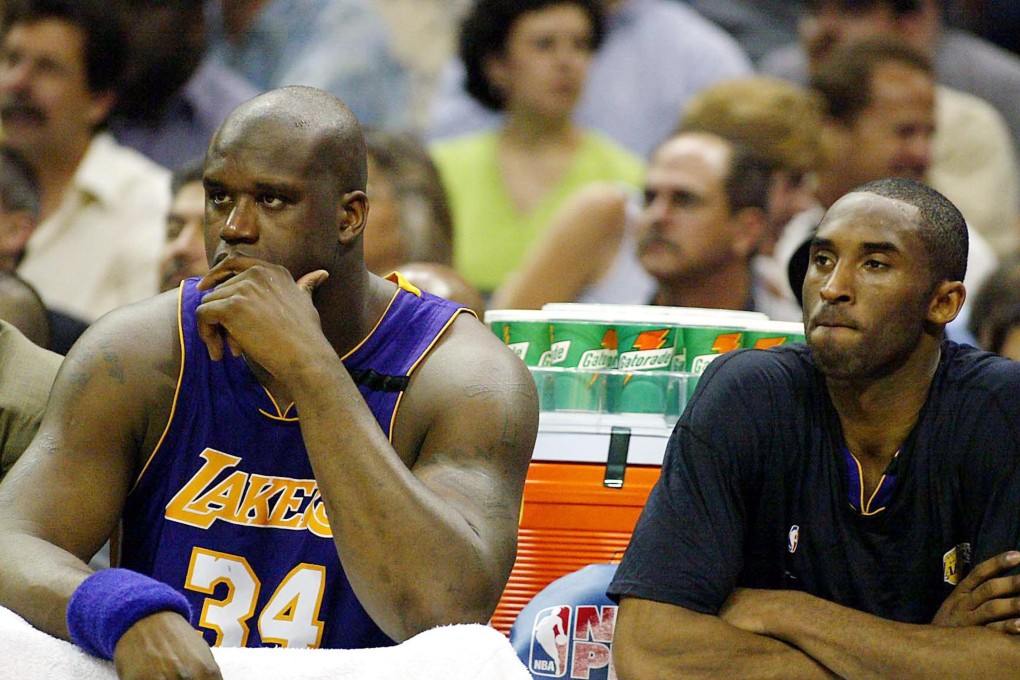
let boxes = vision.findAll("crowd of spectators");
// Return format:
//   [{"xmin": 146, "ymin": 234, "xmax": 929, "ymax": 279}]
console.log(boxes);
[{"xmin": 2, "ymin": 0, "xmax": 1020, "ymax": 677}]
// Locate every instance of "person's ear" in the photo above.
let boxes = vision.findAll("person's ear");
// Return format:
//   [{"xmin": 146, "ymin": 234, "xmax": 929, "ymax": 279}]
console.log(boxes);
[
  {"xmin": 337, "ymin": 190, "xmax": 368, "ymax": 246},
  {"xmin": 483, "ymin": 53, "xmax": 509, "ymax": 97},
  {"xmin": 86, "ymin": 89, "xmax": 116, "ymax": 128},
  {"xmin": 927, "ymin": 280, "xmax": 966, "ymax": 325}
]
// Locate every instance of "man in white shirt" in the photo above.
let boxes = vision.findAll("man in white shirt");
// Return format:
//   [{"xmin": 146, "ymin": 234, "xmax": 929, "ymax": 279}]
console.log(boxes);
[{"xmin": 0, "ymin": 0, "xmax": 170, "ymax": 323}]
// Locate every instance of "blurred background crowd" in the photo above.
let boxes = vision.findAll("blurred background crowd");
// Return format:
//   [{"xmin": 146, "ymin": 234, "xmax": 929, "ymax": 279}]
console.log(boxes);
[{"xmin": 3, "ymin": 0, "xmax": 1020, "ymax": 362}]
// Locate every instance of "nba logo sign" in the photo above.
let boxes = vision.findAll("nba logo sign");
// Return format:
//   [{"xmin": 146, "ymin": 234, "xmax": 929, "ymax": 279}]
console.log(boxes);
[{"xmin": 529, "ymin": 606, "xmax": 571, "ymax": 677}]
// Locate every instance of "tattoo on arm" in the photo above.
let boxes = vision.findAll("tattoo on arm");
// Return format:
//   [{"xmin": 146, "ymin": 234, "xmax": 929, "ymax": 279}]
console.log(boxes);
[
  {"xmin": 419, "ymin": 447, "xmax": 519, "ymax": 523},
  {"xmin": 463, "ymin": 371, "xmax": 535, "ymax": 448},
  {"xmin": 102, "ymin": 351, "xmax": 126, "ymax": 384}
]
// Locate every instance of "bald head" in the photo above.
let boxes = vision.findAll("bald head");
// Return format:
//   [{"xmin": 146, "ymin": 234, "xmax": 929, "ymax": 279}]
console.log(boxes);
[
  {"xmin": 399, "ymin": 262, "xmax": 486, "ymax": 316},
  {"xmin": 211, "ymin": 86, "xmax": 368, "ymax": 194},
  {"xmin": 0, "ymin": 272, "xmax": 50, "ymax": 348}
]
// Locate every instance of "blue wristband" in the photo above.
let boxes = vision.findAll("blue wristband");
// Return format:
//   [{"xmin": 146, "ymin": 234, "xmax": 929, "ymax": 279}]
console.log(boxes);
[{"xmin": 67, "ymin": 568, "xmax": 193, "ymax": 660}]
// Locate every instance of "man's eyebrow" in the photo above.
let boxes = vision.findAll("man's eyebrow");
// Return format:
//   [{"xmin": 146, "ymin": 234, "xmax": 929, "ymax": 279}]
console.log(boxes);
[
  {"xmin": 860, "ymin": 241, "xmax": 900, "ymax": 254},
  {"xmin": 252, "ymin": 181, "xmax": 298, "ymax": 195},
  {"xmin": 809, "ymin": 238, "xmax": 901, "ymax": 254}
]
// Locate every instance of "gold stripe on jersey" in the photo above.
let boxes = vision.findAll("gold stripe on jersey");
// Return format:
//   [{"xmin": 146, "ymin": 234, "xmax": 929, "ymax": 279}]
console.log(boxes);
[{"xmin": 133, "ymin": 281, "xmax": 190, "ymax": 492}]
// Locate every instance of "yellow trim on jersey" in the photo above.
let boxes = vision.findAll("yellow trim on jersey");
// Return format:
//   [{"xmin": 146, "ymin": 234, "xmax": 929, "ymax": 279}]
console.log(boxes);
[
  {"xmin": 387, "ymin": 271, "xmax": 422, "ymax": 297},
  {"xmin": 848, "ymin": 450, "xmax": 898, "ymax": 517},
  {"xmin": 248, "ymin": 276, "xmax": 425, "ymax": 419},
  {"xmin": 258, "ymin": 385, "xmax": 298, "ymax": 421},
  {"xmin": 386, "ymin": 307, "xmax": 476, "ymax": 441},
  {"xmin": 132, "ymin": 281, "xmax": 189, "ymax": 491}
]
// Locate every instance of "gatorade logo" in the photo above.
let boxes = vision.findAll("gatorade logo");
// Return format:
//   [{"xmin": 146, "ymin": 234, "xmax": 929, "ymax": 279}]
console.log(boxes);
[
  {"xmin": 753, "ymin": 336, "xmax": 787, "ymax": 349},
  {"xmin": 578, "ymin": 329, "xmax": 619, "ymax": 370},
  {"xmin": 690, "ymin": 353, "xmax": 721, "ymax": 375},
  {"xmin": 631, "ymin": 330, "xmax": 669, "ymax": 351},
  {"xmin": 507, "ymin": 341, "xmax": 530, "ymax": 361},
  {"xmin": 619, "ymin": 329, "xmax": 672, "ymax": 371},
  {"xmin": 619, "ymin": 349, "xmax": 672, "ymax": 371},
  {"xmin": 578, "ymin": 349, "xmax": 618, "ymax": 369},
  {"xmin": 550, "ymin": 341, "xmax": 571, "ymax": 365},
  {"xmin": 711, "ymin": 332, "xmax": 742, "ymax": 354},
  {"xmin": 690, "ymin": 333, "xmax": 743, "ymax": 375},
  {"xmin": 529, "ymin": 605, "xmax": 619, "ymax": 679}
]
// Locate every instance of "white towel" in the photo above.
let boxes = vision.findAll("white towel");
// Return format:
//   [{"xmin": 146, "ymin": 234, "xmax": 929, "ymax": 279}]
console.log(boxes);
[{"xmin": 0, "ymin": 606, "xmax": 531, "ymax": 680}]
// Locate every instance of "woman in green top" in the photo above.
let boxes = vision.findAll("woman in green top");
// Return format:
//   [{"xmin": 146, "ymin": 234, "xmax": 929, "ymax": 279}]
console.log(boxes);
[{"xmin": 431, "ymin": 0, "xmax": 645, "ymax": 295}]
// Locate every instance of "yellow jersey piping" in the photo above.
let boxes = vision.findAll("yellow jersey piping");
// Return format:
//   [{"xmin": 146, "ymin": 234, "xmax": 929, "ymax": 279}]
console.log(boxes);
[
  {"xmin": 131, "ymin": 282, "xmax": 188, "ymax": 491},
  {"xmin": 848, "ymin": 450, "xmax": 896, "ymax": 517},
  {"xmin": 386, "ymin": 306, "xmax": 477, "ymax": 441}
]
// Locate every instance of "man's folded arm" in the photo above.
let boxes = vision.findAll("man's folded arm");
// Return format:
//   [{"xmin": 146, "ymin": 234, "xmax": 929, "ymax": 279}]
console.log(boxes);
[
  {"xmin": 612, "ymin": 596, "xmax": 836, "ymax": 680},
  {"xmin": 720, "ymin": 587, "xmax": 1020, "ymax": 680}
]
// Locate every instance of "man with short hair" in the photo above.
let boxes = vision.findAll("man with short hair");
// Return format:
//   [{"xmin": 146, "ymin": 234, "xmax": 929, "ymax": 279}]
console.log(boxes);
[
  {"xmin": 159, "ymin": 159, "xmax": 208, "ymax": 292},
  {"xmin": 491, "ymin": 77, "xmax": 823, "ymax": 315},
  {"xmin": 610, "ymin": 176, "xmax": 1020, "ymax": 678},
  {"xmin": 637, "ymin": 132, "xmax": 769, "ymax": 311},
  {"xmin": 778, "ymin": 39, "xmax": 999, "ymax": 329},
  {"xmin": 763, "ymin": 0, "xmax": 1020, "ymax": 153},
  {"xmin": 0, "ymin": 0, "xmax": 170, "ymax": 323},
  {"xmin": 0, "ymin": 85, "xmax": 538, "ymax": 680},
  {"xmin": 761, "ymin": 0, "xmax": 1020, "ymax": 253}
]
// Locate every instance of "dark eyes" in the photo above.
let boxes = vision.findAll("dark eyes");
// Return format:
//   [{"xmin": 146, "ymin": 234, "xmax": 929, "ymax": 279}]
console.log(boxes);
[
  {"xmin": 206, "ymin": 193, "xmax": 288, "ymax": 208},
  {"xmin": 259, "ymin": 195, "xmax": 286, "ymax": 209},
  {"xmin": 811, "ymin": 253, "xmax": 889, "ymax": 270}
]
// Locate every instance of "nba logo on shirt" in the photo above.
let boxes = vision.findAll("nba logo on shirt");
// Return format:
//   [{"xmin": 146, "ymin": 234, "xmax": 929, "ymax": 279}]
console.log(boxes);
[
  {"xmin": 788, "ymin": 525, "xmax": 800, "ymax": 553},
  {"xmin": 530, "ymin": 606, "xmax": 572, "ymax": 677}
]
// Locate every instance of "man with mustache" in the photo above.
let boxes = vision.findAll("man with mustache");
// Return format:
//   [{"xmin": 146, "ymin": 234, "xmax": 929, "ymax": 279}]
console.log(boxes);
[
  {"xmin": 609, "ymin": 176, "xmax": 1020, "ymax": 678},
  {"xmin": 159, "ymin": 159, "xmax": 208, "ymax": 293},
  {"xmin": 0, "ymin": 0, "xmax": 170, "ymax": 324},
  {"xmin": 0, "ymin": 85, "xmax": 537, "ymax": 680},
  {"xmin": 635, "ymin": 131, "xmax": 770, "ymax": 311}
]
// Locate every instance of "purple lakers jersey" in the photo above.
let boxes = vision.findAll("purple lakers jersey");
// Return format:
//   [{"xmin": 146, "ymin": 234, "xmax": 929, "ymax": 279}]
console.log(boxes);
[{"xmin": 120, "ymin": 275, "xmax": 470, "ymax": 649}]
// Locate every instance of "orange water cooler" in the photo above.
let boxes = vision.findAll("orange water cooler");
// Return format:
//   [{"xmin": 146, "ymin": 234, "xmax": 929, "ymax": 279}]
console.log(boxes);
[{"xmin": 490, "ymin": 412, "xmax": 671, "ymax": 634}]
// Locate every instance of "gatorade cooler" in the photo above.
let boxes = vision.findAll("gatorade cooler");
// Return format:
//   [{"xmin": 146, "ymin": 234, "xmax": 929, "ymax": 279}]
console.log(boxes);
[{"xmin": 489, "ymin": 421, "xmax": 667, "ymax": 634}]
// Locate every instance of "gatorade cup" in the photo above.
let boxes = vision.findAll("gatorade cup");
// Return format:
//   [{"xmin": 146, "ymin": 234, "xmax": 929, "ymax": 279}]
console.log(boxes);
[
  {"xmin": 608, "ymin": 323, "xmax": 683, "ymax": 417},
  {"xmin": 548, "ymin": 320, "xmax": 618, "ymax": 412},
  {"xmin": 486, "ymin": 309, "xmax": 554, "ymax": 367},
  {"xmin": 485, "ymin": 309, "xmax": 554, "ymax": 410},
  {"xmin": 675, "ymin": 321, "xmax": 745, "ymax": 399}
]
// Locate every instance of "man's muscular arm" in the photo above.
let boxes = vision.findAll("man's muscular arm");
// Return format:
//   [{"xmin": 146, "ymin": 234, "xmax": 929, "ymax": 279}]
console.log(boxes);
[
  {"xmin": 615, "ymin": 552, "xmax": 1020, "ymax": 680},
  {"xmin": 613, "ymin": 597, "xmax": 836, "ymax": 680},
  {"xmin": 195, "ymin": 258, "xmax": 538, "ymax": 641},
  {"xmin": 719, "ymin": 554, "xmax": 1020, "ymax": 680},
  {"xmin": 299, "ymin": 327, "xmax": 535, "ymax": 640},
  {"xmin": 0, "ymin": 294, "xmax": 221, "ymax": 680}
]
